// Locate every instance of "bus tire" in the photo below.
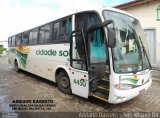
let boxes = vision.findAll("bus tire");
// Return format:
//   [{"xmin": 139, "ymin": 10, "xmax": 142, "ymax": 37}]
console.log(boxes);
[
  {"xmin": 14, "ymin": 60, "xmax": 20, "ymax": 72},
  {"xmin": 57, "ymin": 71, "xmax": 72, "ymax": 94}
]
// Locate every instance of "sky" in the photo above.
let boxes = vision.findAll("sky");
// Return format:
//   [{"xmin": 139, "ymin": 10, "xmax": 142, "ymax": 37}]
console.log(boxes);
[{"xmin": 0, "ymin": 0, "xmax": 132, "ymax": 42}]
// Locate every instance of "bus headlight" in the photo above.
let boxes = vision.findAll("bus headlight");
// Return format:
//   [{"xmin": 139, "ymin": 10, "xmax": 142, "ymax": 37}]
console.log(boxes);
[{"xmin": 114, "ymin": 84, "xmax": 133, "ymax": 90}]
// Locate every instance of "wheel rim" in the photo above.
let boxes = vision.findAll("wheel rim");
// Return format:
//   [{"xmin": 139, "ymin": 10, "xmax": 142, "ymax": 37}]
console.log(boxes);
[{"xmin": 60, "ymin": 76, "xmax": 69, "ymax": 88}]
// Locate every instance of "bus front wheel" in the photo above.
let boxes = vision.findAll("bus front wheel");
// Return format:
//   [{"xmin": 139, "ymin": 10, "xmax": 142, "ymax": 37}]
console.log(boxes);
[{"xmin": 57, "ymin": 71, "xmax": 72, "ymax": 94}]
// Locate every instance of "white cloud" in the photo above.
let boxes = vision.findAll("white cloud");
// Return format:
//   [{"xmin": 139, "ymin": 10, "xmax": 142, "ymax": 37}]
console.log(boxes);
[
  {"xmin": 0, "ymin": 0, "xmax": 131, "ymax": 42},
  {"xmin": 0, "ymin": 0, "xmax": 60, "ymax": 41}
]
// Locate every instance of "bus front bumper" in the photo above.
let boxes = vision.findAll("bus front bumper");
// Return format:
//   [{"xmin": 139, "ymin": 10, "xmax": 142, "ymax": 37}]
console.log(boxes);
[{"xmin": 108, "ymin": 78, "xmax": 152, "ymax": 104}]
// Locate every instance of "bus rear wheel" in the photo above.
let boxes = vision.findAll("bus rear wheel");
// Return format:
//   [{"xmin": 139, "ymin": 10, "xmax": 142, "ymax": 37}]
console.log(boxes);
[
  {"xmin": 14, "ymin": 60, "xmax": 20, "ymax": 72},
  {"xmin": 57, "ymin": 71, "xmax": 72, "ymax": 94}
]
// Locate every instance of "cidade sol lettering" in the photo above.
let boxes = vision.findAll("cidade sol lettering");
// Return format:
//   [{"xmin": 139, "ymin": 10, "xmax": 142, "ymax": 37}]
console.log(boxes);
[
  {"xmin": 36, "ymin": 49, "xmax": 57, "ymax": 56},
  {"xmin": 36, "ymin": 49, "xmax": 69, "ymax": 57},
  {"xmin": 59, "ymin": 50, "xmax": 69, "ymax": 57}
]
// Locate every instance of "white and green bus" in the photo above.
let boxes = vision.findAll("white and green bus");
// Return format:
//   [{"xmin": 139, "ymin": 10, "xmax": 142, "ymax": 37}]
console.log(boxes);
[{"xmin": 8, "ymin": 7, "xmax": 152, "ymax": 104}]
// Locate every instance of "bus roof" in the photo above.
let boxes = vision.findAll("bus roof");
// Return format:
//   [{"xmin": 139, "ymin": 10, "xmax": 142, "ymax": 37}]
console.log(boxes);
[{"xmin": 75, "ymin": 7, "xmax": 137, "ymax": 20}]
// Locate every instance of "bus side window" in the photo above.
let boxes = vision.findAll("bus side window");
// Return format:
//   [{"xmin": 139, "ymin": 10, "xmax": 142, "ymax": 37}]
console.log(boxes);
[
  {"xmin": 53, "ymin": 22, "xmax": 60, "ymax": 41},
  {"xmin": 8, "ymin": 37, "xmax": 12, "ymax": 47},
  {"xmin": 66, "ymin": 18, "xmax": 72, "ymax": 40},
  {"xmin": 29, "ymin": 28, "xmax": 38, "ymax": 45},
  {"xmin": 39, "ymin": 24, "xmax": 51, "ymax": 44},
  {"xmin": 39, "ymin": 26, "xmax": 45, "ymax": 43},
  {"xmin": 15, "ymin": 34, "xmax": 21, "ymax": 46},
  {"xmin": 29, "ymin": 30, "xmax": 32, "ymax": 44},
  {"xmin": 11, "ymin": 36, "xmax": 15, "ymax": 46},
  {"xmin": 21, "ymin": 31, "xmax": 29, "ymax": 45},
  {"xmin": 53, "ymin": 17, "xmax": 72, "ymax": 42}
]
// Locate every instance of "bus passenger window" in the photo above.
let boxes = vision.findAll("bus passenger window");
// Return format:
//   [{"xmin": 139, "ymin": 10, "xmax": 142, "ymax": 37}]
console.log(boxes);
[
  {"xmin": 11, "ymin": 36, "xmax": 15, "ymax": 46},
  {"xmin": 66, "ymin": 18, "xmax": 72, "ymax": 40},
  {"xmin": 44, "ymin": 24, "xmax": 51, "ymax": 42},
  {"xmin": 39, "ymin": 24, "xmax": 51, "ymax": 43},
  {"xmin": 8, "ymin": 37, "xmax": 12, "ymax": 47},
  {"xmin": 29, "ymin": 28, "xmax": 38, "ymax": 44},
  {"xmin": 53, "ymin": 22, "xmax": 60, "ymax": 40},
  {"xmin": 53, "ymin": 17, "xmax": 72, "ymax": 42},
  {"xmin": 39, "ymin": 26, "xmax": 45, "ymax": 43},
  {"xmin": 21, "ymin": 32, "xmax": 29, "ymax": 45},
  {"xmin": 15, "ymin": 34, "xmax": 21, "ymax": 46}
]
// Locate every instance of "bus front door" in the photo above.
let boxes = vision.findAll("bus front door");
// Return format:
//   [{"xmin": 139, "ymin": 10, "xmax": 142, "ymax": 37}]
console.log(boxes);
[{"xmin": 70, "ymin": 30, "xmax": 89, "ymax": 98}]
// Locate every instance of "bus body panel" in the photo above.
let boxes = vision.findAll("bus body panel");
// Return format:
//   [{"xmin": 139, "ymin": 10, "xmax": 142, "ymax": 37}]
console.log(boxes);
[
  {"xmin": 8, "ymin": 44, "xmax": 71, "ymax": 80},
  {"xmin": 108, "ymin": 70, "xmax": 151, "ymax": 104},
  {"xmin": 108, "ymin": 77, "xmax": 152, "ymax": 104},
  {"xmin": 8, "ymin": 43, "xmax": 90, "ymax": 98}
]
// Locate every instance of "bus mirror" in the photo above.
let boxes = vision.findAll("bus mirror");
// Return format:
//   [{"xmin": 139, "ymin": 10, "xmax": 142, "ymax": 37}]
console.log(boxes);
[
  {"xmin": 88, "ymin": 20, "xmax": 113, "ymax": 32},
  {"xmin": 104, "ymin": 20, "xmax": 116, "ymax": 48},
  {"xmin": 107, "ymin": 27, "xmax": 116, "ymax": 48},
  {"xmin": 103, "ymin": 20, "xmax": 113, "ymax": 26}
]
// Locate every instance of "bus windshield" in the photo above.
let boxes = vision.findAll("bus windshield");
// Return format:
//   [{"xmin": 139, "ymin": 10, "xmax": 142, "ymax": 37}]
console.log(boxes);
[{"xmin": 103, "ymin": 10, "xmax": 150, "ymax": 73}]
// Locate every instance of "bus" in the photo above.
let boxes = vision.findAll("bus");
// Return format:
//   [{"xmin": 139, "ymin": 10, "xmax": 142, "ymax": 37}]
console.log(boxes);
[{"xmin": 8, "ymin": 7, "xmax": 152, "ymax": 104}]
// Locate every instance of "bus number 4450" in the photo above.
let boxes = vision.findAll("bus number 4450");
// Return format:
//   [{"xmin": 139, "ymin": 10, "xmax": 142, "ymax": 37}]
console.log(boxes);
[{"xmin": 73, "ymin": 79, "xmax": 86, "ymax": 87}]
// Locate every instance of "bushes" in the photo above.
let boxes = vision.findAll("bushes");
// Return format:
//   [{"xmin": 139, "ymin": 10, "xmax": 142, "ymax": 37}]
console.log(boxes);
[{"xmin": 0, "ymin": 47, "xmax": 7, "ymax": 54}]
